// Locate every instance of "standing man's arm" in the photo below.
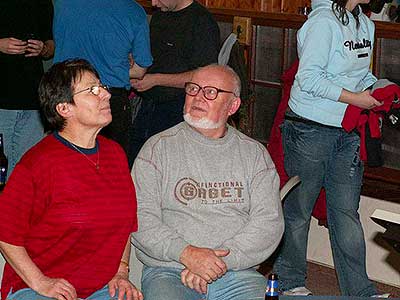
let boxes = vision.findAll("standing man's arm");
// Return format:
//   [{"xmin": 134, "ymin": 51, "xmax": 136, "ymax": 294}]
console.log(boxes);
[
  {"xmin": 129, "ymin": 8, "xmax": 153, "ymax": 81},
  {"xmin": 129, "ymin": 63, "xmax": 147, "ymax": 80},
  {"xmin": 131, "ymin": 71, "xmax": 193, "ymax": 91}
]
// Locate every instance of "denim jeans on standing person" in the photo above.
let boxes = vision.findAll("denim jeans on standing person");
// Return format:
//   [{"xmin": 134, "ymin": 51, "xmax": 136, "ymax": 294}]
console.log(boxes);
[
  {"xmin": 273, "ymin": 114, "xmax": 377, "ymax": 297},
  {"xmin": 141, "ymin": 266, "xmax": 266, "ymax": 300},
  {"xmin": 0, "ymin": 109, "xmax": 44, "ymax": 180},
  {"xmin": 6, "ymin": 285, "xmax": 121, "ymax": 300}
]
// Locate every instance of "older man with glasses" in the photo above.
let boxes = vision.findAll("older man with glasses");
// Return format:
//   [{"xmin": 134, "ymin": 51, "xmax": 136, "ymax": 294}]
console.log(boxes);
[{"xmin": 131, "ymin": 64, "xmax": 284, "ymax": 300}]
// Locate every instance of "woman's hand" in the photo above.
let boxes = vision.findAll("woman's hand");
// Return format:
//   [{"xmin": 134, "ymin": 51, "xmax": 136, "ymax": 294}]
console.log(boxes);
[
  {"xmin": 0, "ymin": 37, "xmax": 27, "ymax": 55},
  {"xmin": 108, "ymin": 272, "xmax": 144, "ymax": 300},
  {"xmin": 339, "ymin": 89, "xmax": 383, "ymax": 110},
  {"xmin": 34, "ymin": 276, "xmax": 77, "ymax": 300}
]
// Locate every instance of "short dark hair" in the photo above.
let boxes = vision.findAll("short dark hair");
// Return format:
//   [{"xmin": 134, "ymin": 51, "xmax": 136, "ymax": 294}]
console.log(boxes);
[{"xmin": 38, "ymin": 59, "xmax": 100, "ymax": 131}]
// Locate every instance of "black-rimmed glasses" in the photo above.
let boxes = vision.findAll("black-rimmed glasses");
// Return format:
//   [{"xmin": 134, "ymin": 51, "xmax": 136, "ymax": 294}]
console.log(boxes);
[
  {"xmin": 73, "ymin": 84, "xmax": 110, "ymax": 96},
  {"xmin": 184, "ymin": 82, "xmax": 237, "ymax": 101}
]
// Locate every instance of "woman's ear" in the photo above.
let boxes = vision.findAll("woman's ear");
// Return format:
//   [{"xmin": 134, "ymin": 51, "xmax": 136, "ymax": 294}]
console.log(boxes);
[{"xmin": 56, "ymin": 102, "xmax": 72, "ymax": 118}]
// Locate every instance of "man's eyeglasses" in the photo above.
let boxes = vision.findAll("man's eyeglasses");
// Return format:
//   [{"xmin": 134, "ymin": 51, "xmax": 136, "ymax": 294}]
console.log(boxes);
[
  {"xmin": 73, "ymin": 84, "xmax": 110, "ymax": 96},
  {"xmin": 184, "ymin": 82, "xmax": 237, "ymax": 101}
]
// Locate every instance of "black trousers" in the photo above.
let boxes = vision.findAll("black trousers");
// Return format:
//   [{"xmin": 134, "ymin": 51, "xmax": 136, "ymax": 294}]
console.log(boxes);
[
  {"xmin": 101, "ymin": 87, "xmax": 134, "ymax": 169},
  {"xmin": 130, "ymin": 97, "xmax": 184, "ymax": 161}
]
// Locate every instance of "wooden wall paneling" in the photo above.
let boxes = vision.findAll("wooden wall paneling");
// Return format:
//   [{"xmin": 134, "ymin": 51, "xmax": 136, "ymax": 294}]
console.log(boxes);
[
  {"xmin": 281, "ymin": 0, "xmax": 311, "ymax": 14},
  {"xmin": 206, "ymin": 0, "xmax": 262, "ymax": 11},
  {"xmin": 261, "ymin": 0, "xmax": 281, "ymax": 12}
]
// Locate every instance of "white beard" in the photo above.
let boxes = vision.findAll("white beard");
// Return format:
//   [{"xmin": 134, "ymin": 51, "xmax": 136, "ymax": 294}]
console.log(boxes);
[{"xmin": 183, "ymin": 113, "xmax": 224, "ymax": 130}]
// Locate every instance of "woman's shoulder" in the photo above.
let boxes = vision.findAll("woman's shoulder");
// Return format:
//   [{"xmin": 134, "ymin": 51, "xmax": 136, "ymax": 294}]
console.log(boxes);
[
  {"xmin": 17, "ymin": 134, "xmax": 64, "ymax": 169},
  {"xmin": 299, "ymin": 11, "xmax": 341, "ymax": 40},
  {"xmin": 306, "ymin": 9, "xmax": 340, "ymax": 28}
]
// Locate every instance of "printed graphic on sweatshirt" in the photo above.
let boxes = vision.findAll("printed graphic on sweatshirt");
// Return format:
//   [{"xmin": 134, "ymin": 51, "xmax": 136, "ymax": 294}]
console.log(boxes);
[
  {"xmin": 343, "ymin": 38, "xmax": 371, "ymax": 58},
  {"xmin": 174, "ymin": 177, "xmax": 244, "ymax": 205}
]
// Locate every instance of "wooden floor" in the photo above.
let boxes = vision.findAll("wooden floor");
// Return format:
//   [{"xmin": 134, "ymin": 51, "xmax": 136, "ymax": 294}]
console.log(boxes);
[{"xmin": 258, "ymin": 261, "xmax": 400, "ymax": 298}]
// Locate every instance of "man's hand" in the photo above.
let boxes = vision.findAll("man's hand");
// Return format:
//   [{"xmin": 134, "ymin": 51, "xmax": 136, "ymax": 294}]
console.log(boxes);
[
  {"xmin": 179, "ymin": 245, "xmax": 229, "ymax": 282},
  {"xmin": 130, "ymin": 74, "xmax": 157, "ymax": 92},
  {"xmin": 181, "ymin": 268, "xmax": 208, "ymax": 294},
  {"xmin": 25, "ymin": 39, "xmax": 44, "ymax": 57},
  {"xmin": 34, "ymin": 276, "xmax": 77, "ymax": 300},
  {"xmin": 108, "ymin": 272, "xmax": 144, "ymax": 300},
  {"xmin": 0, "ymin": 37, "xmax": 27, "ymax": 55}
]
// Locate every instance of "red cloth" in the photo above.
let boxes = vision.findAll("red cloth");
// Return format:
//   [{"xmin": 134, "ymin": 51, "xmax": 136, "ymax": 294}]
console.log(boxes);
[
  {"xmin": 267, "ymin": 60, "xmax": 327, "ymax": 224},
  {"xmin": 0, "ymin": 134, "xmax": 137, "ymax": 299},
  {"xmin": 342, "ymin": 82, "xmax": 400, "ymax": 160}
]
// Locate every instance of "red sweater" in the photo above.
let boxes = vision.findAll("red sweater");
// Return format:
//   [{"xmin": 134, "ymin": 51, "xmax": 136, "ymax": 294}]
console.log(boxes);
[
  {"xmin": 342, "ymin": 81, "xmax": 400, "ymax": 160},
  {"xmin": 0, "ymin": 134, "xmax": 137, "ymax": 299}
]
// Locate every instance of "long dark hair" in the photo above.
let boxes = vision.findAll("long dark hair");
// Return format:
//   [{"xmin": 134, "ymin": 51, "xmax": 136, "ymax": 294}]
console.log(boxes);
[{"xmin": 332, "ymin": 0, "xmax": 361, "ymax": 28}]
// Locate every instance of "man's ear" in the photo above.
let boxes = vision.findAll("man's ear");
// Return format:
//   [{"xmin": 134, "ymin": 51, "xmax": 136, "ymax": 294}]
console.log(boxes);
[
  {"xmin": 56, "ymin": 102, "xmax": 73, "ymax": 119},
  {"xmin": 228, "ymin": 97, "xmax": 241, "ymax": 116}
]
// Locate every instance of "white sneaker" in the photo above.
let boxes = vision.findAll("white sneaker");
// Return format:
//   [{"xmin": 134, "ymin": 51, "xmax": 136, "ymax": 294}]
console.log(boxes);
[
  {"xmin": 372, "ymin": 293, "xmax": 390, "ymax": 298},
  {"xmin": 282, "ymin": 287, "xmax": 313, "ymax": 296}
]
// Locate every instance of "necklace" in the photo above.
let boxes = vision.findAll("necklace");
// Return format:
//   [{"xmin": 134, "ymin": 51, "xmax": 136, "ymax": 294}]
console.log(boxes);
[{"xmin": 68, "ymin": 141, "xmax": 100, "ymax": 171}]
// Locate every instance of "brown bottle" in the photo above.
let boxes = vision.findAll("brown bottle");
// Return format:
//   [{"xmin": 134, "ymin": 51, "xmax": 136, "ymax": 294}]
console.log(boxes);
[
  {"xmin": 0, "ymin": 134, "xmax": 8, "ymax": 191},
  {"xmin": 265, "ymin": 273, "xmax": 279, "ymax": 300}
]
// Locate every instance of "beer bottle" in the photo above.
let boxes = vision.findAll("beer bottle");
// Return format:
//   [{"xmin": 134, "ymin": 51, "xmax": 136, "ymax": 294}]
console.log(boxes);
[
  {"xmin": 265, "ymin": 273, "xmax": 279, "ymax": 300},
  {"xmin": 0, "ymin": 134, "xmax": 8, "ymax": 191}
]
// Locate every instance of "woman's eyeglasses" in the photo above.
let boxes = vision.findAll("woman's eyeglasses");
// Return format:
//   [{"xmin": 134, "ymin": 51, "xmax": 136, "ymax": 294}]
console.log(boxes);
[{"xmin": 73, "ymin": 84, "xmax": 110, "ymax": 96}]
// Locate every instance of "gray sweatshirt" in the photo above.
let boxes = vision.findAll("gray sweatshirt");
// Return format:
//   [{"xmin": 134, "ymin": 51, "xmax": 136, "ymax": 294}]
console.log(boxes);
[{"xmin": 131, "ymin": 122, "xmax": 284, "ymax": 270}]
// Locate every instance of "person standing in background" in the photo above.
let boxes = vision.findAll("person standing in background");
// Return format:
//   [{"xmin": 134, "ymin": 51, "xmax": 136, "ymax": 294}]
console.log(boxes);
[
  {"xmin": 130, "ymin": 0, "xmax": 220, "ymax": 160},
  {"xmin": 53, "ymin": 0, "xmax": 153, "ymax": 168},
  {"xmin": 0, "ymin": 0, "xmax": 54, "ymax": 180},
  {"xmin": 273, "ymin": 0, "xmax": 388, "ymax": 297}
]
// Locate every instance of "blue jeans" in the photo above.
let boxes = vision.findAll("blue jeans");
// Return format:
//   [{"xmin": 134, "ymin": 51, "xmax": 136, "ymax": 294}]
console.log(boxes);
[
  {"xmin": 0, "ymin": 109, "xmax": 44, "ymax": 180},
  {"xmin": 141, "ymin": 266, "xmax": 266, "ymax": 300},
  {"xmin": 6, "ymin": 285, "xmax": 119, "ymax": 300},
  {"xmin": 273, "ymin": 116, "xmax": 377, "ymax": 296}
]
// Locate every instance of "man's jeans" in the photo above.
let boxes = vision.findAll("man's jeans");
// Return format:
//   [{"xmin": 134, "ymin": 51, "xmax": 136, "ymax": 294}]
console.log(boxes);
[
  {"xmin": 0, "ymin": 109, "xmax": 44, "ymax": 180},
  {"xmin": 141, "ymin": 266, "xmax": 266, "ymax": 300},
  {"xmin": 274, "ymin": 117, "xmax": 377, "ymax": 296},
  {"xmin": 6, "ymin": 285, "xmax": 117, "ymax": 300}
]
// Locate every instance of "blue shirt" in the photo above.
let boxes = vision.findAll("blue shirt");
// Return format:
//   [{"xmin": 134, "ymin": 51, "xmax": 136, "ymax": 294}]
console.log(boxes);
[{"xmin": 53, "ymin": 0, "xmax": 153, "ymax": 89}]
